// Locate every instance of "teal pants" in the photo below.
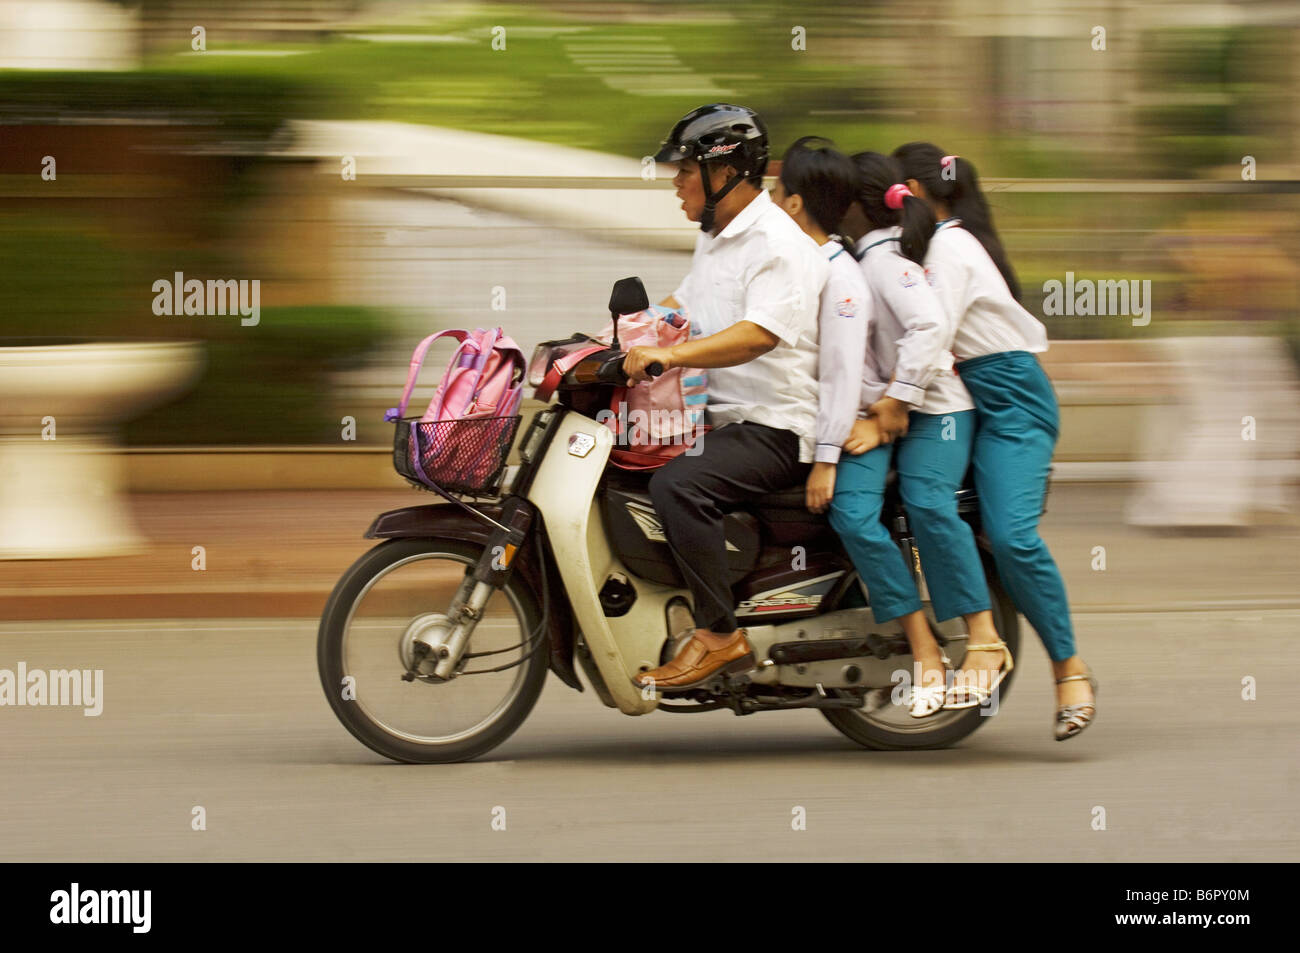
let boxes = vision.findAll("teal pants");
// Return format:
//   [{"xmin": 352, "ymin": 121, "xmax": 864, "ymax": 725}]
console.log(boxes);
[
  {"xmin": 895, "ymin": 410, "xmax": 990, "ymax": 621},
  {"xmin": 957, "ymin": 350, "xmax": 1076, "ymax": 661},
  {"xmin": 829, "ymin": 443, "xmax": 917, "ymax": 623},
  {"xmin": 830, "ymin": 410, "xmax": 988, "ymax": 623}
]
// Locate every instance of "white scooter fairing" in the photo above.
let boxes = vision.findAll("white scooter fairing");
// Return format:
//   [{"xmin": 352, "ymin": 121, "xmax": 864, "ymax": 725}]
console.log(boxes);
[{"xmin": 525, "ymin": 409, "xmax": 675, "ymax": 714}]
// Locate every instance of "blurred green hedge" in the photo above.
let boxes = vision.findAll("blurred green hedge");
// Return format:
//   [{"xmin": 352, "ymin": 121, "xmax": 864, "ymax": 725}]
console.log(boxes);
[
  {"xmin": 0, "ymin": 219, "xmax": 387, "ymax": 445},
  {"xmin": 0, "ymin": 70, "xmax": 381, "ymax": 446},
  {"xmin": 0, "ymin": 68, "xmax": 342, "ymax": 139},
  {"xmin": 122, "ymin": 305, "xmax": 386, "ymax": 446}
]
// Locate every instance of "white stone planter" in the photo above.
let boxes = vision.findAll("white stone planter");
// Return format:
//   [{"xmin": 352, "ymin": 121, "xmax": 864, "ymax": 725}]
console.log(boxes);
[{"xmin": 0, "ymin": 341, "xmax": 203, "ymax": 559}]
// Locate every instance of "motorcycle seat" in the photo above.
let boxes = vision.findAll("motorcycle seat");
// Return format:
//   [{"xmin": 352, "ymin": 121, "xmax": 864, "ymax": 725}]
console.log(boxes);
[
  {"xmin": 745, "ymin": 485, "xmax": 831, "ymax": 545},
  {"xmin": 754, "ymin": 479, "xmax": 980, "ymax": 518},
  {"xmin": 751, "ymin": 486, "xmax": 809, "ymax": 511}
]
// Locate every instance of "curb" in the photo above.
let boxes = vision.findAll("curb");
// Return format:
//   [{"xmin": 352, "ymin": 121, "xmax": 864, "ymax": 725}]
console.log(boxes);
[
  {"xmin": 5, "ymin": 593, "xmax": 1297, "ymax": 622},
  {"xmin": 0, "ymin": 590, "xmax": 333, "ymax": 621}
]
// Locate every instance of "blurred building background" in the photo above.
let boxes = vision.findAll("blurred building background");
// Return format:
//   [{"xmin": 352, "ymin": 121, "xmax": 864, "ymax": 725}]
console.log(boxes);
[{"xmin": 0, "ymin": 0, "xmax": 1297, "ymax": 535}]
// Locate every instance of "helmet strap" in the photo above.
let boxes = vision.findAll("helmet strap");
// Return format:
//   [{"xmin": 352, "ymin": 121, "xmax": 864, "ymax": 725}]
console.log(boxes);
[{"xmin": 698, "ymin": 162, "xmax": 746, "ymax": 234}]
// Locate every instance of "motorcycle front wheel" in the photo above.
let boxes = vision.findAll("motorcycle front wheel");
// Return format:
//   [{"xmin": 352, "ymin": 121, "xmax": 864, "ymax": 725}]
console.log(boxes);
[{"xmin": 317, "ymin": 538, "xmax": 549, "ymax": 764}]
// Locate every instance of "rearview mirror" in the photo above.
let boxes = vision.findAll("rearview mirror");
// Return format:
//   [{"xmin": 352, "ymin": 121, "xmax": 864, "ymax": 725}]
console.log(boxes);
[
  {"xmin": 608, "ymin": 277, "xmax": 649, "ymax": 317},
  {"xmin": 607, "ymin": 276, "xmax": 650, "ymax": 352}
]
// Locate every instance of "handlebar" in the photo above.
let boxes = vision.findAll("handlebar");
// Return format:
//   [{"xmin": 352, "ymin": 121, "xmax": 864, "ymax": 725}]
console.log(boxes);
[
  {"xmin": 557, "ymin": 348, "xmax": 665, "ymax": 389},
  {"xmin": 596, "ymin": 355, "xmax": 664, "ymax": 384}
]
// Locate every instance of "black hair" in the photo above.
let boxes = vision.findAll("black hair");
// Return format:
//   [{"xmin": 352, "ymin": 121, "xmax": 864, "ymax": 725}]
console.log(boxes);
[
  {"xmin": 778, "ymin": 136, "xmax": 858, "ymax": 237},
  {"xmin": 892, "ymin": 142, "xmax": 1021, "ymax": 300},
  {"xmin": 849, "ymin": 150, "xmax": 935, "ymax": 267}
]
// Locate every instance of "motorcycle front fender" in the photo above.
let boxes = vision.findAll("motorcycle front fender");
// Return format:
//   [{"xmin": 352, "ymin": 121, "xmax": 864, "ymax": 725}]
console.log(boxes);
[{"xmin": 364, "ymin": 502, "xmax": 581, "ymax": 692}]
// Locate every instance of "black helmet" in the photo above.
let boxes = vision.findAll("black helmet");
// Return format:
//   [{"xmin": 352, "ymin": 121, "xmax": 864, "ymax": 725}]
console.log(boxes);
[
  {"xmin": 654, "ymin": 103, "xmax": 769, "ymax": 232},
  {"xmin": 654, "ymin": 103, "xmax": 769, "ymax": 177}
]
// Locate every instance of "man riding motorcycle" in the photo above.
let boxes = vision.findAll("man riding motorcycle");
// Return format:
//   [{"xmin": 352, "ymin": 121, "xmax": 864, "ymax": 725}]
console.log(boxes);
[{"xmin": 623, "ymin": 103, "xmax": 828, "ymax": 690}]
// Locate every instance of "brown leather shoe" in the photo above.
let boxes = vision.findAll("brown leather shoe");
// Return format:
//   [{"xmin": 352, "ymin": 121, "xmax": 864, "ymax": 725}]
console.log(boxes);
[{"xmin": 634, "ymin": 629, "xmax": 755, "ymax": 691}]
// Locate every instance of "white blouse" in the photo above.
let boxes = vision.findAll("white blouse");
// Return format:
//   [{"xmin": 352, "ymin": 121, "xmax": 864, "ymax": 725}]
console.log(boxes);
[
  {"xmin": 924, "ymin": 219, "xmax": 1048, "ymax": 361},
  {"xmin": 813, "ymin": 239, "xmax": 875, "ymax": 464},
  {"xmin": 856, "ymin": 227, "xmax": 973, "ymax": 416},
  {"xmin": 672, "ymin": 189, "xmax": 828, "ymax": 463}
]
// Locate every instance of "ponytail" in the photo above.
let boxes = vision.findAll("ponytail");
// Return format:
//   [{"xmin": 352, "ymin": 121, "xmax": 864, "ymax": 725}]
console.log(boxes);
[
  {"xmin": 892, "ymin": 142, "xmax": 1021, "ymax": 301},
  {"xmin": 898, "ymin": 192, "xmax": 934, "ymax": 267},
  {"xmin": 848, "ymin": 151, "xmax": 935, "ymax": 267}
]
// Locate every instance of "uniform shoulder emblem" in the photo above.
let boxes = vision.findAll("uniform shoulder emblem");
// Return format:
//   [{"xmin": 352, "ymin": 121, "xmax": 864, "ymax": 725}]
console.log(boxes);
[
  {"xmin": 924, "ymin": 267, "xmax": 939, "ymax": 288},
  {"xmin": 899, "ymin": 270, "xmax": 919, "ymax": 289},
  {"xmin": 835, "ymin": 297, "xmax": 856, "ymax": 319}
]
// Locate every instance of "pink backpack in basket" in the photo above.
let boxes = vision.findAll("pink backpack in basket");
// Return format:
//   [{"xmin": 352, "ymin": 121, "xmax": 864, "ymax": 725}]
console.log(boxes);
[
  {"xmin": 595, "ymin": 306, "xmax": 709, "ymax": 471},
  {"xmin": 385, "ymin": 327, "xmax": 525, "ymax": 488}
]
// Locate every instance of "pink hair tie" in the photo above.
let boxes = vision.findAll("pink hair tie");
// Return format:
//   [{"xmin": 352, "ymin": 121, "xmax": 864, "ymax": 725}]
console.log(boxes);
[{"xmin": 884, "ymin": 183, "xmax": 912, "ymax": 210}]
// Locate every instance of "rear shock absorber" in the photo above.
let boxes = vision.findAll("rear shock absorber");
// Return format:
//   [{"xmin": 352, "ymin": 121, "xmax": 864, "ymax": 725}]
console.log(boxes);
[{"xmin": 892, "ymin": 511, "xmax": 930, "ymax": 604}]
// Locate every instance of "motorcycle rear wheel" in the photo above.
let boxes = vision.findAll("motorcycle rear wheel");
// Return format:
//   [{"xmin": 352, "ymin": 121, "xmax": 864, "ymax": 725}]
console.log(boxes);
[
  {"xmin": 820, "ymin": 549, "xmax": 1021, "ymax": 750},
  {"xmin": 317, "ymin": 538, "xmax": 548, "ymax": 764}
]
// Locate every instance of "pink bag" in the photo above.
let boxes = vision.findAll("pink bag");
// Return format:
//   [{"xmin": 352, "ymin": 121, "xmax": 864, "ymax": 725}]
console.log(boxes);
[
  {"xmin": 595, "ymin": 306, "xmax": 709, "ymax": 471},
  {"xmin": 385, "ymin": 328, "xmax": 525, "ymax": 492}
]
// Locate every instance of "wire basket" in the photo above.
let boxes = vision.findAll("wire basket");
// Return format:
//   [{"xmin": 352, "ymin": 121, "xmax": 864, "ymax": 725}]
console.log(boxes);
[{"xmin": 392, "ymin": 415, "xmax": 522, "ymax": 496}]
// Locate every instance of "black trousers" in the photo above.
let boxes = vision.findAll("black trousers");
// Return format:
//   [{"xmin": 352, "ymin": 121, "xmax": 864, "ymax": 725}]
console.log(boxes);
[{"xmin": 648, "ymin": 422, "xmax": 809, "ymax": 633}]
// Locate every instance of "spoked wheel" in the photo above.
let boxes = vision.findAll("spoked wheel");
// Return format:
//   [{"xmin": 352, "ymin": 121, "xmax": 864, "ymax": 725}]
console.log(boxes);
[
  {"xmin": 318, "ymin": 538, "xmax": 548, "ymax": 764},
  {"xmin": 821, "ymin": 550, "xmax": 1020, "ymax": 750}
]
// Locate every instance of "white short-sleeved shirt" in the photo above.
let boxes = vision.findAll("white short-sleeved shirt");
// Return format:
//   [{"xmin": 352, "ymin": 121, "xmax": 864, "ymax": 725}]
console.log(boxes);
[
  {"xmin": 856, "ymin": 228, "xmax": 973, "ymax": 415},
  {"xmin": 814, "ymin": 240, "xmax": 874, "ymax": 464},
  {"xmin": 925, "ymin": 220, "xmax": 1048, "ymax": 360},
  {"xmin": 672, "ymin": 189, "xmax": 828, "ymax": 463}
]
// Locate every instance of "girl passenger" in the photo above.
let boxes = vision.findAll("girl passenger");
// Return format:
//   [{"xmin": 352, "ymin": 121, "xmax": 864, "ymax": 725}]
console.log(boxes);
[
  {"xmin": 891, "ymin": 143, "xmax": 1097, "ymax": 739},
  {"xmin": 773, "ymin": 139, "xmax": 950, "ymax": 717},
  {"xmin": 839, "ymin": 152, "xmax": 1004, "ymax": 718}
]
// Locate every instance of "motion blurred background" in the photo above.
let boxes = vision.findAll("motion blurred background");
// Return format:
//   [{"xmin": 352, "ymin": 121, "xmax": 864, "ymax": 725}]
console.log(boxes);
[
  {"xmin": 1, "ymin": 0, "xmax": 1298, "ymax": 865},
  {"xmin": 0, "ymin": 0, "xmax": 1297, "ymax": 594}
]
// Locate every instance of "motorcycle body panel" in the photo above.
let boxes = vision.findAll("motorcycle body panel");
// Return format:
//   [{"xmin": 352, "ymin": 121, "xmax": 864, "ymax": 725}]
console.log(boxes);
[
  {"xmin": 599, "ymin": 484, "xmax": 759, "ymax": 587},
  {"xmin": 524, "ymin": 411, "xmax": 691, "ymax": 715},
  {"xmin": 732, "ymin": 549, "xmax": 859, "ymax": 626}
]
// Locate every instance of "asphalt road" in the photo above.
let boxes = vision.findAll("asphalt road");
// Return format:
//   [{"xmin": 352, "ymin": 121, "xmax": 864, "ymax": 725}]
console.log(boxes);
[{"xmin": 2, "ymin": 604, "xmax": 1295, "ymax": 862}]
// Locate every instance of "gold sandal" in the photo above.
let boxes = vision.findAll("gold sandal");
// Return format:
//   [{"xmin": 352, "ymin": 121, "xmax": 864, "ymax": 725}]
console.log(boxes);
[
  {"xmin": 942, "ymin": 641, "xmax": 1013, "ymax": 710},
  {"xmin": 1054, "ymin": 670, "xmax": 1098, "ymax": 741}
]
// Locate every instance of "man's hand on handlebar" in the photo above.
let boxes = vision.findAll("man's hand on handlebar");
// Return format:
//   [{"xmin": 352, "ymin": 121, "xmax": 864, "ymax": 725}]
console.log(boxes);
[{"xmin": 623, "ymin": 345, "xmax": 675, "ymax": 383}]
